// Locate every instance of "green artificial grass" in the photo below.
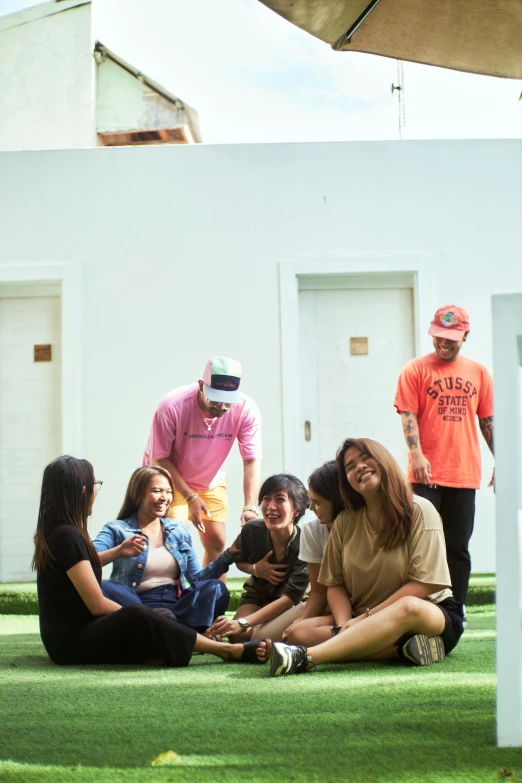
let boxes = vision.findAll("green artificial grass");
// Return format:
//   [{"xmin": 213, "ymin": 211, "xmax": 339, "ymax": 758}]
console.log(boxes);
[
  {"xmin": 1, "ymin": 607, "xmax": 522, "ymax": 783},
  {"xmin": 0, "ymin": 578, "xmax": 246, "ymax": 616},
  {"xmin": 0, "ymin": 575, "xmax": 496, "ymax": 616},
  {"xmin": 0, "ymin": 583, "xmax": 38, "ymax": 616}
]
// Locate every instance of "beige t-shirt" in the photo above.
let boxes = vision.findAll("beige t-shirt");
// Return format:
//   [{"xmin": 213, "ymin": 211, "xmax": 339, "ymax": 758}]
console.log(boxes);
[
  {"xmin": 137, "ymin": 545, "xmax": 180, "ymax": 593},
  {"xmin": 318, "ymin": 495, "xmax": 452, "ymax": 615}
]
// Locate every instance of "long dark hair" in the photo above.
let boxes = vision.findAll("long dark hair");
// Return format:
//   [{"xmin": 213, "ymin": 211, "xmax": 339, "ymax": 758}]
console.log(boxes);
[
  {"xmin": 336, "ymin": 437, "xmax": 413, "ymax": 550},
  {"xmin": 308, "ymin": 460, "xmax": 345, "ymax": 521},
  {"xmin": 32, "ymin": 455, "xmax": 100, "ymax": 571},
  {"xmin": 258, "ymin": 474, "xmax": 309, "ymax": 522},
  {"xmin": 117, "ymin": 466, "xmax": 174, "ymax": 520}
]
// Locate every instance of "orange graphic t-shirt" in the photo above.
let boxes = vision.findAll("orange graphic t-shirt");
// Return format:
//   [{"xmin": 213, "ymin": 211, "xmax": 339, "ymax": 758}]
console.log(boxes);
[{"xmin": 394, "ymin": 353, "xmax": 494, "ymax": 489}]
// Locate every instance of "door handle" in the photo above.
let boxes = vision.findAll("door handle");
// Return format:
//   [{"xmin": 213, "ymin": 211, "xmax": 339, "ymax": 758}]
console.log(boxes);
[{"xmin": 304, "ymin": 421, "xmax": 311, "ymax": 442}]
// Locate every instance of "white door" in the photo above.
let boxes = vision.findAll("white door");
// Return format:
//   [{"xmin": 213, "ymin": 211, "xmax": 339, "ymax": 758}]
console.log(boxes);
[
  {"xmin": 299, "ymin": 285, "xmax": 414, "ymax": 481},
  {"xmin": 0, "ymin": 295, "xmax": 62, "ymax": 581}
]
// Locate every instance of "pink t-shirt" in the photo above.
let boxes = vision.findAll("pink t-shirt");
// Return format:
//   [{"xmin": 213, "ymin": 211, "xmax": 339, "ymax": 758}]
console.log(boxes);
[{"xmin": 142, "ymin": 384, "xmax": 262, "ymax": 492}]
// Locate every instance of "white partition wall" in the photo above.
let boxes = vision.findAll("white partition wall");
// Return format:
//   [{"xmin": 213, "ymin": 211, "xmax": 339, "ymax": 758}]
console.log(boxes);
[
  {"xmin": 494, "ymin": 293, "xmax": 522, "ymax": 747},
  {"xmin": 0, "ymin": 140, "xmax": 520, "ymax": 569}
]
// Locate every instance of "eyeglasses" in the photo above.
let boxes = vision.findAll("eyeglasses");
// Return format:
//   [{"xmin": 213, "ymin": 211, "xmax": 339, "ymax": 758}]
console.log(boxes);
[{"xmin": 93, "ymin": 480, "xmax": 103, "ymax": 490}]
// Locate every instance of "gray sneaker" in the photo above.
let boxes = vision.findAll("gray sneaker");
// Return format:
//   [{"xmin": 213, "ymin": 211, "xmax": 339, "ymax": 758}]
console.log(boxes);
[
  {"xmin": 270, "ymin": 642, "xmax": 311, "ymax": 676},
  {"xmin": 401, "ymin": 634, "xmax": 445, "ymax": 666}
]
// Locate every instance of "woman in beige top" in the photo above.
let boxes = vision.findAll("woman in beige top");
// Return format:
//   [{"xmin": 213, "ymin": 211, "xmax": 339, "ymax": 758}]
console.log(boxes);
[
  {"xmin": 268, "ymin": 437, "xmax": 464, "ymax": 677},
  {"xmin": 92, "ymin": 466, "xmax": 239, "ymax": 634}
]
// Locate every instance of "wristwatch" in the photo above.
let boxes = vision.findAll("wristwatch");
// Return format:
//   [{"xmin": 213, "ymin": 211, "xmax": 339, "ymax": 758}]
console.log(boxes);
[{"xmin": 237, "ymin": 617, "xmax": 249, "ymax": 632}]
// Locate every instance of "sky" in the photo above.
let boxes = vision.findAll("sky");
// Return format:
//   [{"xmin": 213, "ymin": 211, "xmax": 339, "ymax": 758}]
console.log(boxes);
[{"xmin": 2, "ymin": 0, "xmax": 521, "ymax": 144}]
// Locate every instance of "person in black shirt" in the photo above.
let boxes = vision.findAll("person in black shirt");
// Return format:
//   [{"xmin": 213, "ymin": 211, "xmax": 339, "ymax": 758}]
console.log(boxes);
[
  {"xmin": 33, "ymin": 455, "xmax": 270, "ymax": 666},
  {"xmin": 208, "ymin": 474, "xmax": 309, "ymax": 643}
]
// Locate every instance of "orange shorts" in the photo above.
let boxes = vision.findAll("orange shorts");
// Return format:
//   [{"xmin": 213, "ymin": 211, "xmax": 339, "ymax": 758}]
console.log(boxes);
[{"xmin": 169, "ymin": 484, "xmax": 228, "ymax": 524}]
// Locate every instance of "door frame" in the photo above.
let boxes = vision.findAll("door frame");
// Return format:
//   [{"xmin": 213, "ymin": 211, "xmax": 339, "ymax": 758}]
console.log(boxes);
[
  {"xmin": 279, "ymin": 252, "xmax": 436, "ymax": 474},
  {"xmin": 0, "ymin": 262, "xmax": 81, "ymax": 454}
]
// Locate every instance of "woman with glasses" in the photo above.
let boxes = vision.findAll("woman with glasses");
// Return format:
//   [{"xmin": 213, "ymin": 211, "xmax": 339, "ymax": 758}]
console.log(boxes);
[
  {"xmin": 269, "ymin": 438, "xmax": 463, "ymax": 676},
  {"xmin": 33, "ymin": 455, "xmax": 268, "ymax": 666},
  {"xmin": 92, "ymin": 465, "xmax": 238, "ymax": 634}
]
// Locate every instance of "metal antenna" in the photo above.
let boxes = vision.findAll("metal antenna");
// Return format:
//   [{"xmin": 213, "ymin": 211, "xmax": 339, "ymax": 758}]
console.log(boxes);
[{"xmin": 391, "ymin": 61, "xmax": 406, "ymax": 139}]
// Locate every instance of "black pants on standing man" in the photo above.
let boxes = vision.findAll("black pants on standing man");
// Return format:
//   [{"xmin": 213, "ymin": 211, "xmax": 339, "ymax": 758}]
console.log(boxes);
[{"xmin": 411, "ymin": 483, "xmax": 475, "ymax": 609}]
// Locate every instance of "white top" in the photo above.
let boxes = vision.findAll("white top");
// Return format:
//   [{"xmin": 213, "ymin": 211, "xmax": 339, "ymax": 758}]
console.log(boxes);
[
  {"xmin": 137, "ymin": 545, "xmax": 180, "ymax": 593},
  {"xmin": 299, "ymin": 517, "xmax": 330, "ymax": 563}
]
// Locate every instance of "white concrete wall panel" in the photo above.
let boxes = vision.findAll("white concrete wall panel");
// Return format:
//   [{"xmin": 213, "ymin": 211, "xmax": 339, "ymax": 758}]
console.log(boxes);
[
  {"xmin": 0, "ymin": 140, "xmax": 520, "ymax": 572},
  {"xmin": 0, "ymin": 4, "xmax": 96, "ymax": 150},
  {"xmin": 0, "ymin": 296, "xmax": 61, "ymax": 581}
]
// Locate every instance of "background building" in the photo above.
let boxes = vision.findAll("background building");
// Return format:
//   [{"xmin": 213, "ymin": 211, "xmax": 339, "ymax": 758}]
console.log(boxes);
[
  {"xmin": 0, "ymin": 138, "xmax": 519, "ymax": 580},
  {"xmin": 0, "ymin": 0, "xmax": 201, "ymax": 151}
]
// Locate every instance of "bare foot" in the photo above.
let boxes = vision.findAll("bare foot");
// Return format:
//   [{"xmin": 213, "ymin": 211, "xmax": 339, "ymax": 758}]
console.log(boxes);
[
  {"xmin": 226, "ymin": 639, "xmax": 272, "ymax": 663},
  {"xmin": 255, "ymin": 639, "xmax": 270, "ymax": 663}
]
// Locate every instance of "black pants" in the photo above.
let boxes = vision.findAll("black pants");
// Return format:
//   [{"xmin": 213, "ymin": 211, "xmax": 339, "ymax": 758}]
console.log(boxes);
[
  {"xmin": 49, "ymin": 605, "xmax": 197, "ymax": 666},
  {"xmin": 411, "ymin": 484, "xmax": 476, "ymax": 606}
]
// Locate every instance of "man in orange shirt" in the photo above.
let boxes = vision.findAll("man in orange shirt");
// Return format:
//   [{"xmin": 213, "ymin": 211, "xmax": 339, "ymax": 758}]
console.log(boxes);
[{"xmin": 394, "ymin": 305, "xmax": 494, "ymax": 623}]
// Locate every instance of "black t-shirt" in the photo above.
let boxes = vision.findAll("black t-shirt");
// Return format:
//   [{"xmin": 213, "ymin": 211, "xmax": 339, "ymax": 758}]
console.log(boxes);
[
  {"xmin": 37, "ymin": 525, "xmax": 101, "ymax": 657},
  {"xmin": 238, "ymin": 518, "xmax": 309, "ymax": 604}
]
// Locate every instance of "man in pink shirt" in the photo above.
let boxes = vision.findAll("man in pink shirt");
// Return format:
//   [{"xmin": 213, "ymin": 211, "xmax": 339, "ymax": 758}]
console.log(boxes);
[{"xmin": 143, "ymin": 357, "xmax": 262, "ymax": 565}]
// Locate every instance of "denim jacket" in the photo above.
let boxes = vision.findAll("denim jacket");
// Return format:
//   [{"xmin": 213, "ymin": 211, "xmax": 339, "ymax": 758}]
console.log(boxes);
[{"xmin": 92, "ymin": 514, "xmax": 233, "ymax": 591}]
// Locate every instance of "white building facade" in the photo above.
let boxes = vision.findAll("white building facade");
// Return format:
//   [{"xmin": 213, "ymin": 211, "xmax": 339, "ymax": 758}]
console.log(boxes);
[
  {"xmin": 0, "ymin": 139, "xmax": 520, "ymax": 580},
  {"xmin": 0, "ymin": 0, "xmax": 201, "ymax": 151},
  {"xmin": 0, "ymin": 0, "xmax": 96, "ymax": 150}
]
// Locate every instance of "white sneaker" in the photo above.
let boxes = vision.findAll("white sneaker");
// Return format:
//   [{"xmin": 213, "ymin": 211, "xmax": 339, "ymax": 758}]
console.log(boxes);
[{"xmin": 269, "ymin": 642, "xmax": 311, "ymax": 677}]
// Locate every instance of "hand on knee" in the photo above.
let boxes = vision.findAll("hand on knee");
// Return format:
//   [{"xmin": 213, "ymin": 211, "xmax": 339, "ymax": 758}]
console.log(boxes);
[{"xmin": 284, "ymin": 625, "xmax": 300, "ymax": 645}]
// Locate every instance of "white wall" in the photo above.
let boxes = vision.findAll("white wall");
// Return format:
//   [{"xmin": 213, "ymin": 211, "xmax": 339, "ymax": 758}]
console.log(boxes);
[
  {"xmin": 0, "ymin": 139, "xmax": 520, "ymax": 573},
  {"xmin": 0, "ymin": 290, "xmax": 62, "ymax": 581},
  {"xmin": 0, "ymin": 2, "xmax": 97, "ymax": 150}
]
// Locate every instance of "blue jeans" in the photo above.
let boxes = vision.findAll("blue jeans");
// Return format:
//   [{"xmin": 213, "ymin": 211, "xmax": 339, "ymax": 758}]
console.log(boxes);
[{"xmin": 101, "ymin": 579, "xmax": 229, "ymax": 630}]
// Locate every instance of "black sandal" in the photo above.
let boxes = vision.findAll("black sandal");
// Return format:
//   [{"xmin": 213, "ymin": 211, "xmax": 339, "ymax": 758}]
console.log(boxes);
[{"xmin": 240, "ymin": 638, "xmax": 272, "ymax": 664}]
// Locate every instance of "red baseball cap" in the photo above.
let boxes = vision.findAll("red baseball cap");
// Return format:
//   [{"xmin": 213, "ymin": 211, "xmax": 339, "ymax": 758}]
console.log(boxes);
[{"xmin": 428, "ymin": 305, "xmax": 470, "ymax": 340}]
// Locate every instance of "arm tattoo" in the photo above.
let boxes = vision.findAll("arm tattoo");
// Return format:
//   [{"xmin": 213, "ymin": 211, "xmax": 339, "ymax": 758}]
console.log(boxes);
[
  {"xmin": 479, "ymin": 415, "xmax": 494, "ymax": 453},
  {"xmin": 401, "ymin": 412, "xmax": 419, "ymax": 450},
  {"xmin": 401, "ymin": 412, "xmax": 414, "ymax": 429}
]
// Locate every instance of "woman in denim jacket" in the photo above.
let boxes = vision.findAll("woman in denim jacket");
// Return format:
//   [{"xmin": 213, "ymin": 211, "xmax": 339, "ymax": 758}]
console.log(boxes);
[{"xmin": 93, "ymin": 466, "xmax": 238, "ymax": 633}]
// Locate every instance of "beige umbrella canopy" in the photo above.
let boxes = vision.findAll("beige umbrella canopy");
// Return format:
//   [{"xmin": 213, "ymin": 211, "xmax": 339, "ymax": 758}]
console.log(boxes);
[{"xmin": 257, "ymin": 0, "xmax": 522, "ymax": 79}]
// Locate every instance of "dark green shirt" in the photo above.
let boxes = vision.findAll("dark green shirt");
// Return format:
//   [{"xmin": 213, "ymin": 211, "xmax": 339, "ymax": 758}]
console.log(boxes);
[{"xmin": 238, "ymin": 518, "xmax": 309, "ymax": 605}]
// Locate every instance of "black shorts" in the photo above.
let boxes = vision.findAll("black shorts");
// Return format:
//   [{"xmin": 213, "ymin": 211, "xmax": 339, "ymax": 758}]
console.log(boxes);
[
  {"xmin": 435, "ymin": 596, "xmax": 464, "ymax": 654},
  {"xmin": 396, "ymin": 596, "xmax": 464, "ymax": 657},
  {"xmin": 238, "ymin": 581, "xmax": 273, "ymax": 609}
]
